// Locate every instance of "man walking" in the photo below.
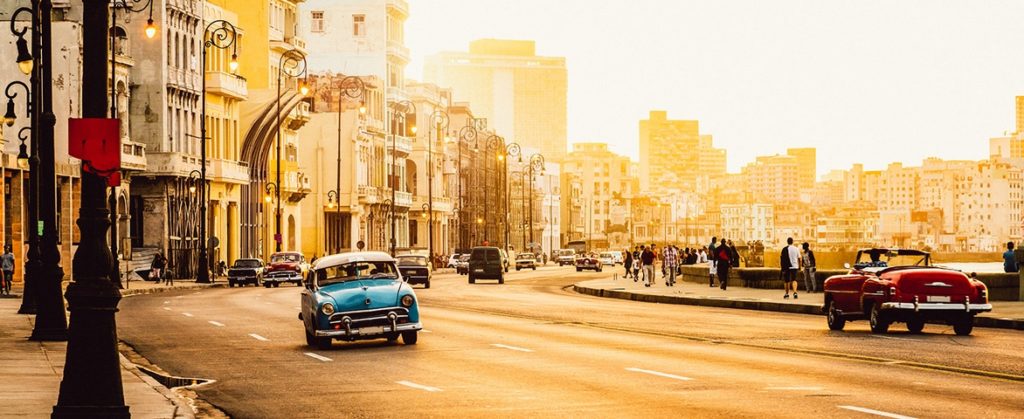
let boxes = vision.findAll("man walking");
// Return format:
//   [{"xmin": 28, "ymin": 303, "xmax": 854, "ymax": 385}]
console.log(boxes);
[
  {"xmin": 708, "ymin": 237, "xmax": 718, "ymax": 287},
  {"xmin": 801, "ymin": 242, "xmax": 817, "ymax": 293},
  {"xmin": 0, "ymin": 245, "xmax": 13, "ymax": 295},
  {"xmin": 640, "ymin": 245, "xmax": 656, "ymax": 287},
  {"xmin": 664, "ymin": 245, "xmax": 679, "ymax": 287},
  {"xmin": 624, "ymin": 248, "xmax": 634, "ymax": 280},
  {"xmin": 716, "ymin": 237, "xmax": 732, "ymax": 290},
  {"xmin": 782, "ymin": 238, "xmax": 800, "ymax": 299}
]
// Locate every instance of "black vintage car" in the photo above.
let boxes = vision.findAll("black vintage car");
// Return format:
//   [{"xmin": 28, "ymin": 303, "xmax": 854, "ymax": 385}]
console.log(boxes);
[
  {"xmin": 397, "ymin": 255, "xmax": 431, "ymax": 288},
  {"xmin": 227, "ymin": 258, "xmax": 264, "ymax": 287}
]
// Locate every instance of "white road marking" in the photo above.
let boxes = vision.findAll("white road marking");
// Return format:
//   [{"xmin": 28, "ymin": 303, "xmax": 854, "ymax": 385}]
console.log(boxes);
[
  {"xmin": 182, "ymin": 313, "xmax": 194, "ymax": 317},
  {"xmin": 163, "ymin": 301, "xmax": 170, "ymax": 304},
  {"xmin": 421, "ymin": 329, "xmax": 432, "ymax": 333},
  {"xmin": 765, "ymin": 386, "xmax": 824, "ymax": 391},
  {"xmin": 304, "ymin": 352, "xmax": 332, "ymax": 362},
  {"xmin": 838, "ymin": 405, "xmax": 916, "ymax": 419},
  {"xmin": 396, "ymin": 381, "xmax": 442, "ymax": 392},
  {"xmin": 625, "ymin": 367, "xmax": 693, "ymax": 381},
  {"xmin": 248, "ymin": 334, "xmax": 269, "ymax": 342},
  {"xmin": 491, "ymin": 343, "xmax": 534, "ymax": 353},
  {"xmin": 162, "ymin": 307, "xmax": 172, "ymax": 311},
  {"xmin": 208, "ymin": 321, "xmax": 225, "ymax": 327}
]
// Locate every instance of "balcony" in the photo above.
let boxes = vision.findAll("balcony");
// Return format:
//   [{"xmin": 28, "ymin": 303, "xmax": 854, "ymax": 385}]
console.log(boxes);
[
  {"xmin": 387, "ymin": 39, "xmax": 410, "ymax": 65},
  {"xmin": 358, "ymin": 185, "xmax": 380, "ymax": 205},
  {"xmin": 208, "ymin": 159, "xmax": 249, "ymax": 184},
  {"xmin": 121, "ymin": 141, "xmax": 146, "ymax": 171},
  {"xmin": 287, "ymin": 101, "xmax": 311, "ymax": 131},
  {"xmin": 166, "ymin": 66, "xmax": 200, "ymax": 93},
  {"xmin": 390, "ymin": 135, "xmax": 413, "ymax": 155},
  {"xmin": 143, "ymin": 151, "xmax": 200, "ymax": 177},
  {"xmin": 395, "ymin": 191, "xmax": 412, "ymax": 208},
  {"xmin": 205, "ymin": 72, "xmax": 248, "ymax": 100}
]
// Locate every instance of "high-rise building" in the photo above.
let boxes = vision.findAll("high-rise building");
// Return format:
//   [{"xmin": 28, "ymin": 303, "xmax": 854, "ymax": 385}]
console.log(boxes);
[
  {"xmin": 639, "ymin": 111, "xmax": 726, "ymax": 192},
  {"xmin": 561, "ymin": 143, "xmax": 636, "ymax": 249},
  {"xmin": 1016, "ymin": 96, "xmax": 1024, "ymax": 135},
  {"xmin": 741, "ymin": 155, "xmax": 799, "ymax": 204},
  {"xmin": 423, "ymin": 39, "xmax": 568, "ymax": 161},
  {"xmin": 786, "ymin": 148, "xmax": 816, "ymax": 191}
]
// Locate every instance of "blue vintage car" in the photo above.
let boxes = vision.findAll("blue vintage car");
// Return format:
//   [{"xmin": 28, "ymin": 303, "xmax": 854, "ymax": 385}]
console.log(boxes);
[{"xmin": 299, "ymin": 251, "xmax": 422, "ymax": 349}]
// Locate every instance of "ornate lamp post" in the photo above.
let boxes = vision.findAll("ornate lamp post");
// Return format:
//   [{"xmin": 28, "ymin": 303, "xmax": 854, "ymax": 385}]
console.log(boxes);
[
  {"xmin": 274, "ymin": 49, "xmax": 308, "ymax": 253},
  {"xmin": 329, "ymin": 76, "xmax": 364, "ymax": 253},
  {"xmin": 4, "ymin": 76, "xmax": 38, "ymax": 315},
  {"xmin": 455, "ymin": 123, "xmax": 478, "ymax": 250},
  {"xmin": 527, "ymin": 153, "xmax": 546, "ymax": 252},
  {"xmin": 451, "ymin": 205, "xmax": 460, "ymax": 252},
  {"xmin": 386, "ymin": 101, "xmax": 416, "ymax": 256},
  {"xmin": 381, "ymin": 198, "xmax": 393, "ymax": 252},
  {"xmin": 504, "ymin": 143, "xmax": 520, "ymax": 251},
  {"xmin": 428, "ymin": 110, "xmax": 448, "ymax": 263},
  {"xmin": 483, "ymin": 135, "xmax": 504, "ymax": 245}
]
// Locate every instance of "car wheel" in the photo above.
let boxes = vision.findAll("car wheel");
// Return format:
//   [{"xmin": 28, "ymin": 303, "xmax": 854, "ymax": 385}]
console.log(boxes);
[
  {"xmin": 425, "ymin": 281, "xmax": 431, "ymax": 289},
  {"xmin": 869, "ymin": 302, "xmax": 890, "ymax": 334},
  {"xmin": 228, "ymin": 280, "xmax": 235, "ymax": 288},
  {"xmin": 906, "ymin": 318, "xmax": 925, "ymax": 334},
  {"xmin": 402, "ymin": 331, "xmax": 418, "ymax": 345},
  {"xmin": 386, "ymin": 333, "xmax": 399, "ymax": 342},
  {"xmin": 264, "ymin": 282, "xmax": 271, "ymax": 288},
  {"xmin": 953, "ymin": 318, "xmax": 974, "ymax": 336},
  {"xmin": 469, "ymin": 275, "xmax": 475, "ymax": 284},
  {"xmin": 532, "ymin": 266, "xmax": 536, "ymax": 271},
  {"xmin": 316, "ymin": 337, "xmax": 333, "ymax": 350},
  {"xmin": 516, "ymin": 267, "xmax": 520, "ymax": 271},
  {"xmin": 826, "ymin": 299, "xmax": 845, "ymax": 331},
  {"xmin": 498, "ymin": 274, "xmax": 504, "ymax": 285},
  {"xmin": 576, "ymin": 268, "xmax": 582, "ymax": 272},
  {"xmin": 273, "ymin": 282, "xmax": 280, "ymax": 288},
  {"xmin": 305, "ymin": 327, "xmax": 317, "ymax": 347}
]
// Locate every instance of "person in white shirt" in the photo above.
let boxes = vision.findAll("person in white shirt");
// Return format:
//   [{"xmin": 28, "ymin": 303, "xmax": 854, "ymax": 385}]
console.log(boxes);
[{"xmin": 782, "ymin": 237, "xmax": 801, "ymax": 299}]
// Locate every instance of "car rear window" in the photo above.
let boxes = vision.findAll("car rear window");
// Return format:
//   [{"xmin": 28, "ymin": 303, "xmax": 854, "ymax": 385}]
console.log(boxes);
[{"xmin": 471, "ymin": 248, "xmax": 499, "ymax": 262}]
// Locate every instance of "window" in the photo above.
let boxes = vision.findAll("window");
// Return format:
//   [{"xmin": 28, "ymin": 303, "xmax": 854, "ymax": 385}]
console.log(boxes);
[
  {"xmin": 311, "ymin": 11, "xmax": 324, "ymax": 33},
  {"xmin": 353, "ymin": 14, "xmax": 365, "ymax": 36}
]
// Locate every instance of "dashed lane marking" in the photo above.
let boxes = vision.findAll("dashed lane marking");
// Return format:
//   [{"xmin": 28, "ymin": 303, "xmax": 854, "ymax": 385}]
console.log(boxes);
[
  {"xmin": 304, "ymin": 352, "xmax": 332, "ymax": 362},
  {"xmin": 208, "ymin": 321, "xmax": 225, "ymax": 327},
  {"xmin": 838, "ymin": 405, "xmax": 916, "ymax": 419},
  {"xmin": 491, "ymin": 343, "xmax": 534, "ymax": 352},
  {"xmin": 162, "ymin": 307, "xmax": 172, "ymax": 311},
  {"xmin": 182, "ymin": 313, "xmax": 194, "ymax": 317},
  {"xmin": 396, "ymin": 381, "xmax": 442, "ymax": 392},
  {"xmin": 625, "ymin": 367, "xmax": 693, "ymax": 381},
  {"xmin": 249, "ymin": 334, "xmax": 269, "ymax": 342},
  {"xmin": 163, "ymin": 301, "xmax": 170, "ymax": 304},
  {"xmin": 765, "ymin": 386, "xmax": 824, "ymax": 391}
]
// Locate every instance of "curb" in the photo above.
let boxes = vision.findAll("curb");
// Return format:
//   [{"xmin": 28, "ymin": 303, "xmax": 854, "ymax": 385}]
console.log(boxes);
[
  {"xmin": 573, "ymin": 283, "xmax": 1024, "ymax": 330},
  {"xmin": 573, "ymin": 284, "xmax": 823, "ymax": 315},
  {"xmin": 121, "ymin": 283, "xmax": 227, "ymax": 297}
]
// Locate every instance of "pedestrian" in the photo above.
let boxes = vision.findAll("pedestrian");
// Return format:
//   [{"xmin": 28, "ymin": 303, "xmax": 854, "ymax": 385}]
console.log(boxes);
[
  {"xmin": 716, "ymin": 237, "xmax": 732, "ymax": 290},
  {"xmin": 782, "ymin": 238, "xmax": 800, "ymax": 299},
  {"xmin": 623, "ymin": 248, "xmax": 634, "ymax": 279},
  {"xmin": 0, "ymin": 245, "xmax": 13, "ymax": 296},
  {"xmin": 801, "ymin": 242, "xmax": 817, "ymax": 293},
  {"xmin": 1003, "ymin": 242, "xmax": 1018, "ymax": 273},
  {"xmin": 728, "ymin": 240, "xmax": 740, "ymax": 268},
  {"xmin": 640, "ymin": 245, "xmax": 656, "ymax": 287},
  {"xmin": 664, "ymin": 245, "xmax": 678, "ymax": 286},
  {"xmin": 708, "ymin": 237, "xmax": 718, "ymax": 287},
  {"xmin": 152, "ymin": 251, "xmax": 169, "ymax": 286}
]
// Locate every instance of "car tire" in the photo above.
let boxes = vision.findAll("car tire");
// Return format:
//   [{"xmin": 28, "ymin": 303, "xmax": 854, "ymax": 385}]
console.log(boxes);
[
  {"xmin": 953, "ymin": 318, "xmax": 974, "ymax": 336},
  {"xmin": 532, "ymin": 266, "xmax": 536, "ymax": 271},
  {"xmin": 273, "ymin": 282, "xmax": 280, "ymax": 288},
  {"xmin": 402, "ymin": 331, "xmax": 418, "ymax": 345},
  {"xmin": 869, "ymin": 302, "xmax": 890, "ymax": 334},
  {"xmin": 516, "ymin": 267, "xmax": 520, "ymax": 271},
  {"xmin": 264, "ymin": 282, "xmax": 271, "ymax": 288},
  {"xmin": 425, "ymin": 281, "xmax": 431, "ymax": 289},
  {"xmin": 906, "ymin": 318, "xmax": 925, "ymax": 334},
  {"xmin": 305, "ymin": 327, "xmax": 317, "ymax": 347},
  {"xmin": 386, "ymin": 333, "xmax": 399, "ymax": 342},
  {"xmin": 469, "ymin": 275, "xmax": 475, "ymax": 284},
  {"xmin": 498, "ymin": 275, "xmax": 504, "ymax": 285},
  {"xmin": 826, "ymin": 300, "xmax": 845, "ymax": 331},
  {"xmin": 316, "ymin": 337, "xmax": 333, "ymax": 350},
  {"xmin": 229, "ymin": 280, "xmax": 235, "ymax": 288},
  {"xmin": 576, "ymin": 268, "xmax": 581, "ymax": 272}
]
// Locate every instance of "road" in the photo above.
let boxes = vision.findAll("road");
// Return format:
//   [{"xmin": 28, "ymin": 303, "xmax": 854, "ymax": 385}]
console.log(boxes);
[{"xmin": 119, "ymin": 265, "xmax": 1024, "ymax": 418}]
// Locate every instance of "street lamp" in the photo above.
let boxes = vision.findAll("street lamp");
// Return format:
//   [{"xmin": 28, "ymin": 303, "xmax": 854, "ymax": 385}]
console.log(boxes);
[
  {"xmin": 527, "ymin": 153, "xmax": 545, "ymax": 252},
  {"xmin": 428, "ymin": 110, "xmax": 448, "ymax": 263},
  {"xmin": 483, "ymin": 135, "xmax": 504, "ymax": 246},
  {"xmin": 274, "ymin": 48, "xmax": 308, "ymax": 253},
  {"xmin": 382, "ymin": 198, "xmax": 394, "ymax": 253},
  {"xmin": 328, "ymin": 76, "xmax": 365, "ymax": 253},
  {"xmin": 455, "ymin": 122, "xmax": 478, "ymax": 250},
  {"xmin": 4, "ymin": 46, "xmax": 38, "ymax": 316},
  {"xmin": 387, "ymin": 100, "xmax": 416, "ymax": 256},
  {"xmin": 504, "ymin": 143, "xmax": 520, "ymax": 251},
  {"xmin": 326, "ymin": 190, "xmax": 338, "ymax": 209}
]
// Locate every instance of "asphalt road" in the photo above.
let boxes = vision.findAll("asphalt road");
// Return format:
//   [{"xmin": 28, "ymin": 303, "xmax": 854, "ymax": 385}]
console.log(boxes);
[{"xmin": 118, "ymin": 265, "xmax": 1024, "ymax": 418}]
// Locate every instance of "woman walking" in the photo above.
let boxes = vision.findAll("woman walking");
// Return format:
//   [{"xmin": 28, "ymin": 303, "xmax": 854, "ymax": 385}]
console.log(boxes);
[{"xmin": 623, "ymin": 248, "xmax": 634, "ymax": 280}]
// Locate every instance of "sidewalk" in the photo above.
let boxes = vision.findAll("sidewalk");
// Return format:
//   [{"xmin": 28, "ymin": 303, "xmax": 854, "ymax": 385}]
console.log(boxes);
[
  {"xmin": 574, "ymin": 275, "xmax": 1024, "ymax": 330},
  {"xmin": 0, "ymin": 279, "xmax": 224, "ymax": 418}
]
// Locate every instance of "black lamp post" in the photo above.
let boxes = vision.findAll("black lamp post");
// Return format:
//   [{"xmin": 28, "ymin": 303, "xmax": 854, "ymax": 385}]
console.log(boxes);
[
  {"xmin": 4, "ymin": 75, "xmax": 38, "ymax": 316},
  {"xmin": 386, "ymin": 101, "xmax": 416, "ymax": 256},
  {"xmin": 194, "ymin": 19, "xmax": 238, "ymax": 282},
  {"xmin": 429, "ymin": 110, "xmax": 448, "ymax": 262},
  {"xmin": 381, "ymin": 198, "xmax": 393, "ymax": 252},
  {"xmin": 455, "ymin": 123, "xmax": 477, "ymax": 250},
  {"xmin": 331, "ymin": 76, "xmax": 365, "ymax": 253},
  {"xmin": 53, "ymin": 0, "xmax": 127, "ymax": 415},
  {"xmin": 504, "ymin": 143, "xmax": 520, "ymax": 251},
  {"xmin": 451, "ymin": 205, "xmax": 460, "ymax": 252},
  {"xmin": 527, "ymin": 154, "xmax": 546, "ymax": 252},
  {"xmin": 483, "ymin": 135, "xmax": 503, "ymax": 245},
  {"xmin": 274, "ymin": 49, "xmax": 308, "ymax": 253}
]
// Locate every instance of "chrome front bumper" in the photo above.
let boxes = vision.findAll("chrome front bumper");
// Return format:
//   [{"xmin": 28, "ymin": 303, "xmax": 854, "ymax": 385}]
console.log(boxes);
[
  {"xmin": 881, "ymin": 302, "xmax": 993, "ymax": 313},
  {"xmin": 264, "ymin": 272, "xmax": 301, "ymax": 282},
  {"xmin": 315, "ymin": 322, "xmax": 422, "ymax": 337}
]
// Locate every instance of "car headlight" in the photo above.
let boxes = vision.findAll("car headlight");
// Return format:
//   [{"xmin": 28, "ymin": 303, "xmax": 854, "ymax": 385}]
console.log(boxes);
[
  {"xmin": 400, "ymin": 295, "xmax": 414, "ymax": 308},
  {"xmin": 321, "ymin": 303, "xmax": 335, "ymax": 315}
]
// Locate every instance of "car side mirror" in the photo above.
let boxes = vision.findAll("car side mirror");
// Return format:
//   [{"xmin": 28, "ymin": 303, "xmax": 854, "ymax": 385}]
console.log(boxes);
[{"xmin": 843, "ymin": 263, "xmax": 851, "ymax": 270}]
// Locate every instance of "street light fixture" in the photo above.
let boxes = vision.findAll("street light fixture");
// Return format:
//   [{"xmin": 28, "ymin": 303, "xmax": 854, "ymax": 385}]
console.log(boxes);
[
  {"xmin": 330, "ymin": 76, "xmax": 365, "ymax": 253},
  {"xmin": 9, "ymin": 8, "xmax": 33, "ymax": 75},
  {"xmin": 527, "ymin": 153, "xmax": 546, "ymax": 252},
  {"xmin": 274, "ymin": 48, "xmax": 308, "ymax": 253},
  {"xmin": 455, "ymin": 123, "xmax": 478, "ymax": 250},
  {"xmin": 326, "ymin": 190, "xmax": 338, "ymax": 209},
  {"xmin": 428, "ymin": 110, "xmax": 448, "ymax": 261},
  {"xmin": 265, "ymin": 183, "xmax": 278, "ymax": 204},
  {"xmin": 387, "ymin": 100, "xmax": 416, "ymax": 256},
  {"xmin": 16, "ymin": 127, "xmax": 30, "ymax": 169}
]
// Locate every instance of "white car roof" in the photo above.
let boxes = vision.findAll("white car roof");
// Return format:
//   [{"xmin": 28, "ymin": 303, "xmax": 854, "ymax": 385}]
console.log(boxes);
[{"xmin": 312, "ymin": 251, "xmax": 394, "ymax": 270}]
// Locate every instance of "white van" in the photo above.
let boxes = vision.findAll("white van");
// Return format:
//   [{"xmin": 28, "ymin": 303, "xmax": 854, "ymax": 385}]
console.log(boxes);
[{"xmin": 598, "ymin": 252, "xmax": 616, "ymax": 266}]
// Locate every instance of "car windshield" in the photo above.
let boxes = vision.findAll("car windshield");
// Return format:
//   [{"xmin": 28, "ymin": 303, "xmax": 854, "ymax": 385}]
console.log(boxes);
[
  {"xmin": 271, "ymin": 253, "xmax": 301, "ymax": 263},
  {"xmin": 459, "ymin": 255, "xmax": 470, "ymax": 261},
  {"xmin": 397, "ymin": 256, "xmax": 428, "ymax": 266},
  {"xmin": 233, "ymin": 259, "xmax": 261, "ymax": 268},
  {"xmin": 517, "ymin": 253, "xmax": 534, "ymax": 260},
  {"xmin": 317, "ymin": 261, "xmax": 399, "ymax": 286},
  {"xmin": 855, "ymin": 251, "xmax": 929, "ymax": 268}
]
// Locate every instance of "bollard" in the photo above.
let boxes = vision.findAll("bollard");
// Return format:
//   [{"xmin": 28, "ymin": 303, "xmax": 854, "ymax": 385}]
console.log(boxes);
[{"xmin": 613, "ymin": 273, "xmax": 618, "ymax": 281}]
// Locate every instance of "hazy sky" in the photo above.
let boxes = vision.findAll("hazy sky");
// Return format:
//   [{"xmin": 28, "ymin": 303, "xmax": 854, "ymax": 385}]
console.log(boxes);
[{"xmin": 405, "ymin": 0, "xmax": 1024, "ymax": 175}]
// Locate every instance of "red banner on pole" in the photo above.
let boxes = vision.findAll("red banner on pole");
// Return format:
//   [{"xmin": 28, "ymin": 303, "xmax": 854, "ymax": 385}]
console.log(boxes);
[{"xmin": 68, "ymin": 118, "xmax": 121, "ymax": 186}]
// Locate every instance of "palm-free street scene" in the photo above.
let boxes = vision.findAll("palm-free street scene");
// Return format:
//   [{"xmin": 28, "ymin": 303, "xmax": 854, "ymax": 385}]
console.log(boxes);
[{"xmin": 2, "ymin": 0, "xmax": 1024, "ymax": 418}]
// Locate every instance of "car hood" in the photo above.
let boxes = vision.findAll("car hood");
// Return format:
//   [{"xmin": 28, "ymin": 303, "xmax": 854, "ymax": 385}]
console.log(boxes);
[
  {"xmin": 268, "ymin": 262, "xmax": 299, "ymax": 270},
  {"xmin": 317, "ymin": 279, "xmax": 404, "ymax": 310}
]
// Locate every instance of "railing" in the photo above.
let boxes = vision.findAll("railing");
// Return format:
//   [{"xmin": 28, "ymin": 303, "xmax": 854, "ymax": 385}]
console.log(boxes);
[
  {"xmin": 386, "ymin": 39, "xmax": 410, "ymax": 63},
  {"xmin": 391, "ymin": 135, "xmax": 413, "ymax": 154},
  {"xmin": 395, "ymin": 191, "xmax": 413, "ymax": 207},
  {"xmin": 121, "ymin": 141, "xmax": 147, "ymax": 171},
  {"xmin": 205, "ymin": 72, "xmax": 248, "ymax": 100}
]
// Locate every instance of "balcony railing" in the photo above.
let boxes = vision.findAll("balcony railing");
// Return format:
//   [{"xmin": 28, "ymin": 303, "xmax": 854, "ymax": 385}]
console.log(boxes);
[
  {"xmin": 205, "ymin": 72, "xmax": 248, "ymax": 100},
  {"xmin": 121, "ymin": 141, "xmax": 146, "ymax": 171},
  {"xmin": 395, "ymin": 191, "xmax": 412, "ymax": 207},
  {"xmin": 386, "ymin": 39, "xmax": 410, "ymax": 64},
  {"xmin": 390, "ymin": 135, "xmax": 413, "ymax": 155},
  {"xmin": 167, "ymin": 66, "xmax": 200, "ymax": 91}
]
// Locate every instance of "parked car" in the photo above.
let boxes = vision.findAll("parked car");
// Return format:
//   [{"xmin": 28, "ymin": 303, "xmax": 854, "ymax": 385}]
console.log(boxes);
[
  {"xmin": 598, "ymin": 252, "xmax": 616, "ymax": 266},
  {"xmin": 455, "ymin": 254, "xmax": 470, "ymax": 275},
  {"xmin": 468, "ymin": 246, "xmax": 505, "ymax": 284},
  {"xmin": 227, "ymin": 258, "xmax": 264, "ymax": 287},
  {"xmin": 556, "ymin": 249, "xmax": 576, "ymax": 266},
  {"xmin": 609, "ymin": 251, "xmax": 624, "ymax": 265},
  {"xmin": 264, "ymin": 252, "xmax": 307, "ymax": 287},
  {"xmin": 823, "ymin": 248, "xmax": 992, "ymax": 336},
  {"xmin": 397, "ymin": 254, "xmax": 431, "ymax": 289},
  {"xmin": 575, "ymin": 253, "xmax": 603, "ymax": 272},
  {"xmin": 515, "ymin": 253, "xmax": 537, "ymax": 271},
  {"xmin": 447, "ymin": 253, "xmax": 462, "ymax": 269},
  {"xmin": 299, "ymin": 251, "xmax": 421, "ymax": 349}
]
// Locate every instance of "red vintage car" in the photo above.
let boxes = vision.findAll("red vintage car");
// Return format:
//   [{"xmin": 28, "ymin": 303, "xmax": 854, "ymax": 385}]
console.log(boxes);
[
  {"xmin": 575, "ymin": 253, "xmax": 603, "ymax": 272},
  {"xmin": 263, "ymin": 252, "xmax": 308, "ymax": 287},
  {"xmin": 823, "ymin": 248, "xmax": 991, "ymax": 336}
]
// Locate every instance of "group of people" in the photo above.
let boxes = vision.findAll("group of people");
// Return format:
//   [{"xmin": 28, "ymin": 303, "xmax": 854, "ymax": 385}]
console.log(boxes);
[{"xmin": 618, "ymin": 237, "xmax": 818, "ymax": 299}]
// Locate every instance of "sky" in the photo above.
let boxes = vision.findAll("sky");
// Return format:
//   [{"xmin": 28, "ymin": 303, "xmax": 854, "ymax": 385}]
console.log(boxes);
[{"xmin": 405, "ymin": 0, "xmax": 1024, "ymax": 175}]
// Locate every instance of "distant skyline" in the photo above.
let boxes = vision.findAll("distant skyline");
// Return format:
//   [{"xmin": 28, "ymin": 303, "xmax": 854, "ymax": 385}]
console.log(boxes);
[{"xmin": 405, "ymin": 0, "xmax": 1024, "ymax": 176}]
